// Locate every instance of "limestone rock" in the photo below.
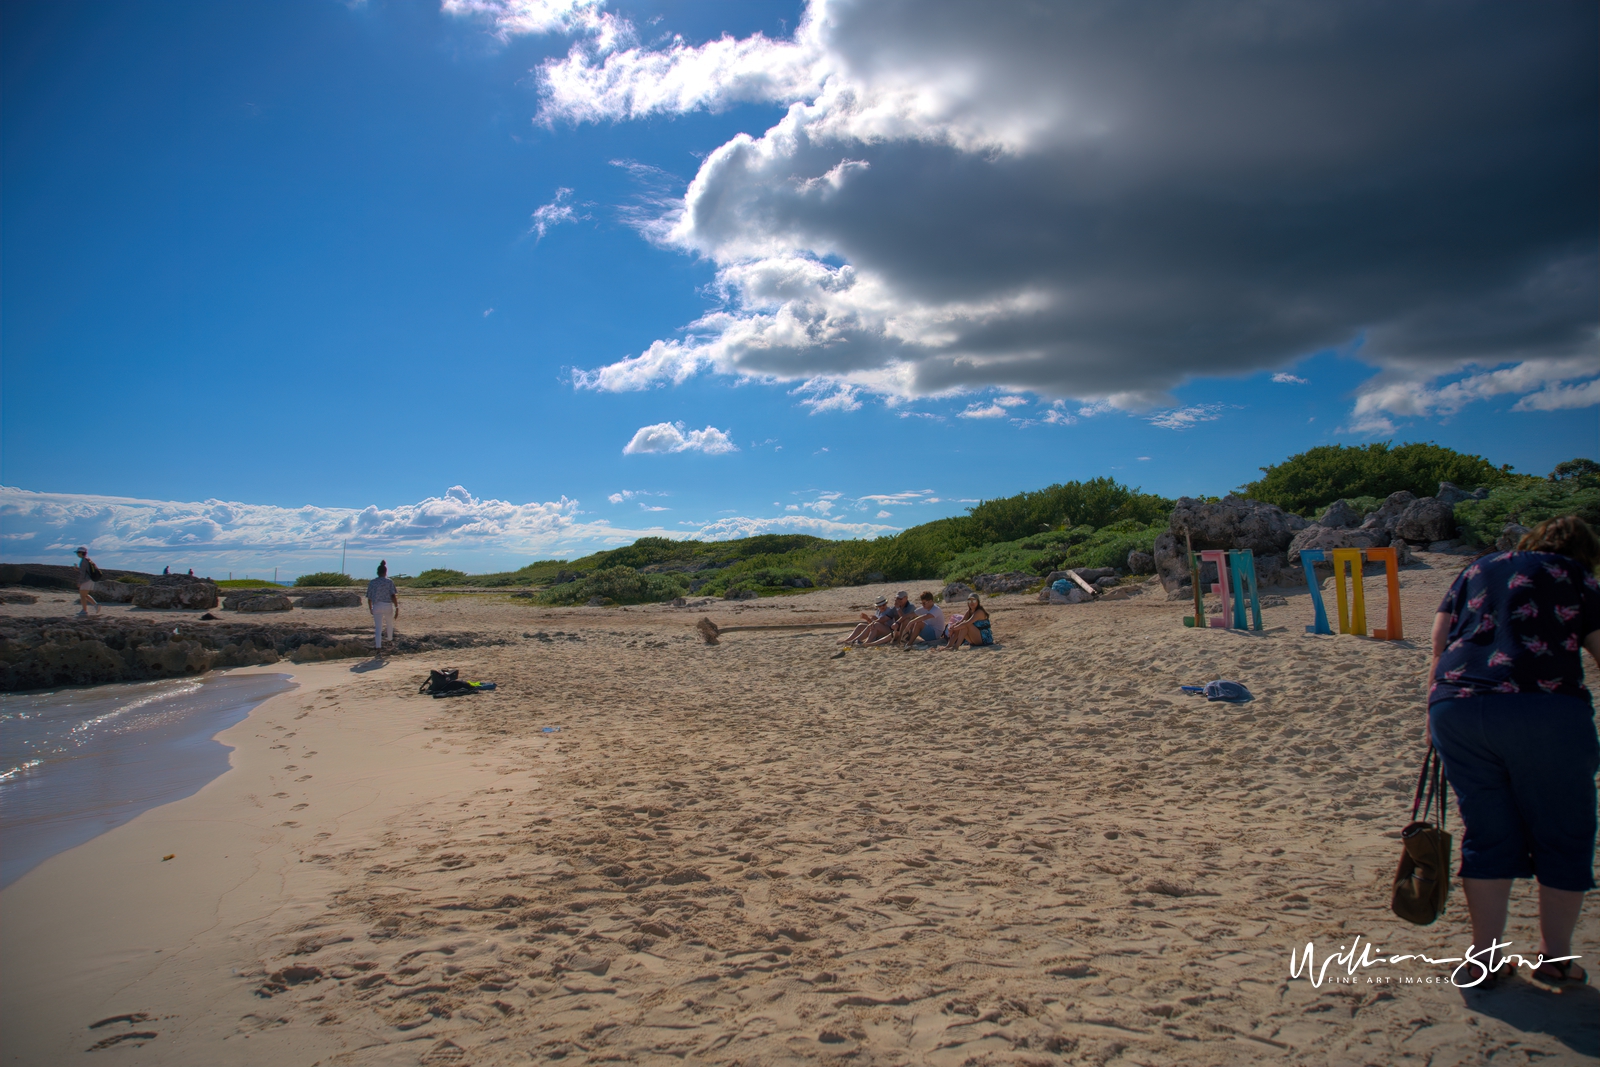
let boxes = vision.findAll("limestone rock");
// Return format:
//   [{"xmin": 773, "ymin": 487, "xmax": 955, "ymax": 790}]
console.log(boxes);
[
  {"xmin": 1496, "ymin": 523, "xmax": 1530, "ymax": 551},
  {"xmin": 1435, "ymin": 481, "xmax": 1471, "ymax": 507},
  {"xmin": 1287, "ymin": 525, "xmax": 1383, "ymax": 563},
  {"xmin": 1, "ymin": 592, "xmax": 38, "ymax": 605},
  {"xmin": 1364, "ymin": 491, "xmax": 1417, "ymax": 533},
  {"xmin": 133, "ymin": 580, "xmax": 219, "ymax": 611},
  {"xmin": 223, "ymin": 589, "xmax": 284, "ymax": 610},
  {"xmin": 942, "ymin": 581, "xmax": 974, "ymax": 604},
  {"xmin": 1318, "ymin": 500, "xmax": 1363, "ymax": 529},
  {"xmin": 298, "ymin": 590, "xmax": 362, "ymax": 609},
  {"xmin": 723, "ymin": 588, "xmax": 758, "ymax": 601},
  {"xmin": 235, "ymin": 595, "xmax": 292, "ymax": 613},
  {"xmin": 1126, "ymin": 550, "xmax": 1155, "ymax": 575},
  {"xmin": 1391, "ymin": 496, "xmax": 1457, "ymax": 543},
  {"xmin": 90, "ymin": 580, "xmax": 136, "ymax": 603},
  {"xmin": 973, "ymin": 571, "xmax": 1037, "ymax": 594}
]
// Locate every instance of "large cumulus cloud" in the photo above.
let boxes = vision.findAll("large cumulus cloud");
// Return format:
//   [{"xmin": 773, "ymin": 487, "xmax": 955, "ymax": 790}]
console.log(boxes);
[{"xmin": 469, "ymin": 0, "xmax": 1599, "ymax": 419}]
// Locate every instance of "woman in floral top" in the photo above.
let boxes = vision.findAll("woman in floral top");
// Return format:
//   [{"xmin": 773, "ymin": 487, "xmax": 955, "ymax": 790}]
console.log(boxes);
[{"xmin": 1429, "ymin": 516, "xmax": 1600, "ymax": 987}]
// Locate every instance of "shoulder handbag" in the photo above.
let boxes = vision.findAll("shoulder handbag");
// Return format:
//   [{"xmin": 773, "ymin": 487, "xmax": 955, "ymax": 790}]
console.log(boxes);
[{"xmin": 1391, "ymin": 744, "xmax": 1452, "ymax": 925}]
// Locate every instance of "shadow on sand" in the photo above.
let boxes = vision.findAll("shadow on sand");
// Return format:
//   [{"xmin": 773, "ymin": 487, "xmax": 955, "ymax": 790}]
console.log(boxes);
[
  {"xmin": 1461, "ymin": 977, "xmax": 1599, "ymax": 1057},
  {"xmin": 349, "ymin": 657, "xmax": 387, "ymax": 674}
]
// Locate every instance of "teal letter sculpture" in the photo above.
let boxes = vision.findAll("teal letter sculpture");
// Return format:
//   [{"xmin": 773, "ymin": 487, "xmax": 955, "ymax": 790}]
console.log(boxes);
[
  {"xmin": 1299, "ymin": 549, "xmax": 1332, "ymax": 634},
  {"xmin": 1227, "ymin": 549, "xmax": 1263, "ymax": 631}
]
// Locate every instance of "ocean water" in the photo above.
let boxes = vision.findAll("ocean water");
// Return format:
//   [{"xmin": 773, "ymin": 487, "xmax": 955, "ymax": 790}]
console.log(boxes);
[{"xmin": 0, "ymin": 672, "xmax": 297, "ymax": 889}]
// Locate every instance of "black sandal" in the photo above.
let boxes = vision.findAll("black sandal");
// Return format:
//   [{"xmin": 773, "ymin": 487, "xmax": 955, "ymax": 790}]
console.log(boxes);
[{"xmin": 1531, "ymin": 960, "xmax": 1588, "ymax": 987}]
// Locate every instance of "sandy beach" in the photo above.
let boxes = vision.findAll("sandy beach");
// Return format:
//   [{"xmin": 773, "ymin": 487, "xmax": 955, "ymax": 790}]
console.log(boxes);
[{"xmin": 2, "ymin": 555, "xmax": 1597, "ymax": 1065}]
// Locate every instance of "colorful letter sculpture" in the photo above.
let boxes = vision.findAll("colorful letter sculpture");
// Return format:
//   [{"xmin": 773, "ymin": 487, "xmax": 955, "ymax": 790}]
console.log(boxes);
[
  {"xmin": 1330, "ymin": 548, "xmax": 1368, "ymax": 635},
  {"xmin": 1227, "ymin": 549, "xmax": 1263, "ymax": 631},
  {"xmin": 1299, "ymin": 549, "xmax": 1333, "ymax": 634},
  {"xmin": 1182, "ymin": 548, "xmax": 1263, "ymax": 630},
  {"xmin": 1364, "ymin": 546, "xmax": 1404, "ymax": 641}
]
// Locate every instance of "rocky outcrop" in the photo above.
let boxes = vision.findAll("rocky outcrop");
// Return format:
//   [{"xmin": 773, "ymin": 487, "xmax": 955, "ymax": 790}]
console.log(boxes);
[
  {"xmin": 942, "ymin": 582, "xmax": 974, "ymax": 604},
  {"xmin": 1497, "ymin": 523, "xmax": 1530, "ymax": 551},
  {"xmin": 1154, "ymin": 496, "xmax": 1306, "ymax": 593},
  {"xmin": 298, "ymin": 590, "xmax": 362, "ymax": 609},
  {"xmin": 1, "ymin": 592, "xmax": 38, "ymax": 605},
  {"xmin": 1288, "ymin": 525, "xmax": 1385, "ymax": 560},
  {"xmin": 973, "ymin": 571, "xmax": 1038, "ymax": 594},
  {"xmin": 90, "ymin": 580, "xmax": 137, "ymax": 603},
  {"xmin": 1126, "ymin": 550, "xmax": 1155, "ymax": 575},
  {"xmin": 223, "ymin": 589, "xmax": 285, "ymax": 610},
  {"xmin": 0, "ymin": 616, "xmax": 511, "ymax": 691},
  {"xmin": 1436, "ymin": 481, "xmax": 1490, "ymax": 507},
  {"xmin": 1318, "ymin": 500, "xmax": 1363, "ymax": 529},
  {"xmin": 235, "ymin": 595, "xmax": 292, "ymax": 613},
  {"xmin": 1392, "ymin": 497, "xmax": 1457, "ymax": 543},
  {"xmin": 1365, "ymin": 491, "xmax": 1416, "ymax": 532},
  {"xmin": 133, "ymin": 579, "xmax": 219, "ymax": 611}
]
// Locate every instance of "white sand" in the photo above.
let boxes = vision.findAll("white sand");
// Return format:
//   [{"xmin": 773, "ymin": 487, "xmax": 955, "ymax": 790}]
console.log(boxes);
[{"xmin": 2, "ymin": 555, "xmax": 1597, "ymax": 1064}]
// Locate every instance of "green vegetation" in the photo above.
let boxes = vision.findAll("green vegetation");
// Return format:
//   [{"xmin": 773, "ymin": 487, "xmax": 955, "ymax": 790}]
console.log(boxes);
[
  {"xmin": 215, "ymin": 579, "xmax": 286, "ymax": 588},
  {"xmin": 1455, "ymin": 479, "xmax": 1600, "ymax": 547},
  {"xmin": 293, "ymin": 571, "xmax": 355, "ymax": 587},
  {"xmin": 401, "ymin": 568, "xmax": 470, "ymax": 588},
  {"xmin": 1240, "ymin": 442, "xmax": 1509, "ymax": 515},
  {"xmin": 354, "ymin": 444, "xmax": 1597, "ymax": 606}
]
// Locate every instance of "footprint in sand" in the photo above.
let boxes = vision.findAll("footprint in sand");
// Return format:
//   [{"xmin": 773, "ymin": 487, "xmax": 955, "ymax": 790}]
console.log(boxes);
[
  {"xmin": 271, "ymin": 792, "xmax": 289, "ymax": 799},
  {"xmin": 296, "ymin": 775, "xmax": 313, "ymax": 782},
  {"xmin": 291, "ymin": 804, "xmax": 309, "ymax": 811}
]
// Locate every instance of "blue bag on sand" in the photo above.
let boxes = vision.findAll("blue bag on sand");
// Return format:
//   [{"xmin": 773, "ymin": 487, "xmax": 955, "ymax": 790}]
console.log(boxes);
[{"xmin": 1052, "ymin": 578, "xmax": 1073, "ymax": 595}]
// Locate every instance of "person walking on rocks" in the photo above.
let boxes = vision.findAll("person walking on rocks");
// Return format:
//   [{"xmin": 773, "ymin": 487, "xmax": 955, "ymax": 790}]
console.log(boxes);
[
  {"xmin": 74, "ymin": 546, "xmax": 101, "ymax": 616},
  {"xmin": 367, "ymin": 560, "xmax": 400, "ymax": 652}
]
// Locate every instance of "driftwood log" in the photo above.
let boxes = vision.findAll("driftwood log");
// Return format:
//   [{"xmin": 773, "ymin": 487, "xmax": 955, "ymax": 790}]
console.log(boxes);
[{"xmin": 695, "ymin": 617, "xmax": 856, "ymax": 645}]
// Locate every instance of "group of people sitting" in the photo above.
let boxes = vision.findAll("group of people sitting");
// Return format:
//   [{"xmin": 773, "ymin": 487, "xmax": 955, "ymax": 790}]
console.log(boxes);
[{"xmin": 838, "ymin": 590, "xmax": 993, "ymax": 650}]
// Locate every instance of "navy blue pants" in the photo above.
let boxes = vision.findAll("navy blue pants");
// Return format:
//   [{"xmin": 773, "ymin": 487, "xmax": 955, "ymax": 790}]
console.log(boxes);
[{"xmin": 1428, "ymin": 694, "xmax": 1599, "ymax": 892}]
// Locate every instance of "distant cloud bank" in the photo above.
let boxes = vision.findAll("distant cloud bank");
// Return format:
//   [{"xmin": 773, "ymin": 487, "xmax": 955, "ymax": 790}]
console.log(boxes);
[{"xmin": 0, "ymin": 483, "xmax": 895, "ymax": 575}]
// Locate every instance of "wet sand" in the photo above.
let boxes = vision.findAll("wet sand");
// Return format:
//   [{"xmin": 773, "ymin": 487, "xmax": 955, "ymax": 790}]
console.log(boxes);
[{"xmin": 1, "ymin": 556, "xmax": 1596, "ymax": 1064}]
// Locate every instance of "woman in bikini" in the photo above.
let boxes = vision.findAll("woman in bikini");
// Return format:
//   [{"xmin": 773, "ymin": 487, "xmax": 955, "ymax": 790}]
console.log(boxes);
[{"xmin": 935, "ymin": 593, "xmax": 992, "ymax": 650}]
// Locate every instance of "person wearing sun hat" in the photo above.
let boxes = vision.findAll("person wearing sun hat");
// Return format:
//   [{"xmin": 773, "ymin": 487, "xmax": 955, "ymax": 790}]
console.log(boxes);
[
  {"xmin": 839, "ymin": 594, "xmax": 895, "ymax": 645},
  {"xmin": 73, "ymin": 546, "xmax": 101, "ymax": 616}
]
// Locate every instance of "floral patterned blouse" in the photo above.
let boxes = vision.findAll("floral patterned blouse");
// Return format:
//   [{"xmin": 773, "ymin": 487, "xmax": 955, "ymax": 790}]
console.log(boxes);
[{"xmin": 1431, "ymin": 551, "xmax": 1600, "ymax": 705}]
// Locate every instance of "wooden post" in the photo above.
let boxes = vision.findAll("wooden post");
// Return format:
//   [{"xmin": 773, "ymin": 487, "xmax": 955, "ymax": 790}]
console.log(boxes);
[{"xmin": 1187, "ymin": 530, "xmax": 1204, "ymax": 628}]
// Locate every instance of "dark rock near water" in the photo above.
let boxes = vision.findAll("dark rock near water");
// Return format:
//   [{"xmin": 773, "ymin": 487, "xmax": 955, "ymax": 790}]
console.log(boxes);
[
  {"xmin": 236, "ymin": 595, "xmax": 292, "ymax": 613},
  {"xmin": 134, "ymin": 580, "xmax": 219, "ymax": 611},
  {"xmin": 298, "ymin": 590, "xmax": 362, "ymax": 609}
]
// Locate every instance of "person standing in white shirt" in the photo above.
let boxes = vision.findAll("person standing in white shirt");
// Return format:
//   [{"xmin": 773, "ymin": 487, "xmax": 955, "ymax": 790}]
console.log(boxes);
[{"xmin": 366, "ymin": 560, "xmax": 400, "ymax": 652}]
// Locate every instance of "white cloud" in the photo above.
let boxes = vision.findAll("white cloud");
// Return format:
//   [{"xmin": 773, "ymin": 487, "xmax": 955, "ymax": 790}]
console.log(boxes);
[
  {"xmin": 534, "ymin": 1, "xmax": 1592, "ymax": 421},
  {"xmin": 958, "ymin": 403, "xmax": 1008, "ymax": 419},
  {"xmin": 1271, "ymin": 372, "xmax": 1308, "ymax": 384},
  {"xmin": 690, "ymin": 513, "xmax": 895, "ymax": 541},
  {"xmin": 1041, "ymin": 408, "xmax": 1076, "ymax": 426},
  {"xmin": 530, "ymin": 187, "xmax": 587, "ymax": 239},
  {"xmin": 1147, "ymin": 404, "xmax": 1226, "ymax": 430},
  {"xmin": 621, "ymin": 421, "xmax": 738, "ymax": 454},
  {"xmin": 1351, "ymin": 356, "xmax": 1599, "ymax": 431},
  {"xmin": 793, "ymin": 380, "xmax": 863, "ymax": 414},
  {"xmin": 876, "ymin": 510, "xmax": 892, "ymax": 518},
  {"xmin": 855, "ymin": 490, "xmax": 935, "ymax": 507}
]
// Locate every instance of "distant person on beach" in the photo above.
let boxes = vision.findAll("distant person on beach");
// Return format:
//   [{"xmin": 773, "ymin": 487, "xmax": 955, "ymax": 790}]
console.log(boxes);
[
  {"xmin": 935, "ymin": 593, "xmax": 992, "ymax": 650},
  {"xmin": 1428, "ymin": 515, "xmax": 1600, "ymax": 988},
  {"xmin": 162, "ymin": 566, "xmax": 169, "ymax": 575},
  {"xmin": 367, "ymin": 560, "xmax": 400, "ymax": 652},
  {"xmin": 73, "ymin": 547, "xmax": 100, "ymax": 616},
  {"xmin": 840, "ymin": 595, "xmax": 895, "ymax": 645},
  {"xmin": 872, "ymin": 590, "xmax": 945, "ymax": 647}
]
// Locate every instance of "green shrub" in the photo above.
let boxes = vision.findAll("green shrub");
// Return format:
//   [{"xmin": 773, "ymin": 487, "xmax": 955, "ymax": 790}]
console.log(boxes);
[
  {"xmin": 1240, "ymin": 442, "xmax": 1509, "ymax": 515},
  {"xmin": 294, "ymin": 571, "xmax": 355, "ymax": 587},
  {"xmin": 404, "ymin": 568, "xmax": 470, "ymax": 588},
  {"xmin": 1550, "ymin": 457, "xmax": 1600, "ymax": 488},
  {"xmin": 215, "ymin": 578, "xmax": 284, "ymax": 588},
  {"xmin": 537, "ymin": 566, "xmax": 688, "ymax": 606},
  {"xmin": 1454, "ymin": 482, "xmax": 1600, "ymax": 547}
]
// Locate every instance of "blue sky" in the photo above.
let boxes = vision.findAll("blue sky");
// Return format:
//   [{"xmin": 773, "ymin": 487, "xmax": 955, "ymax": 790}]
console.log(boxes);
[{"xmin": 2, "ymin": 0, "xmax": 1595, "ymax": 578}]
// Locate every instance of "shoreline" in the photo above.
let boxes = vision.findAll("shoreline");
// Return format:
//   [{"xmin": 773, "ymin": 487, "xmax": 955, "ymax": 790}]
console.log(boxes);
[{"xmin": 0, "ymin": 657, "xmax": 543, "ymax": 1065}]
